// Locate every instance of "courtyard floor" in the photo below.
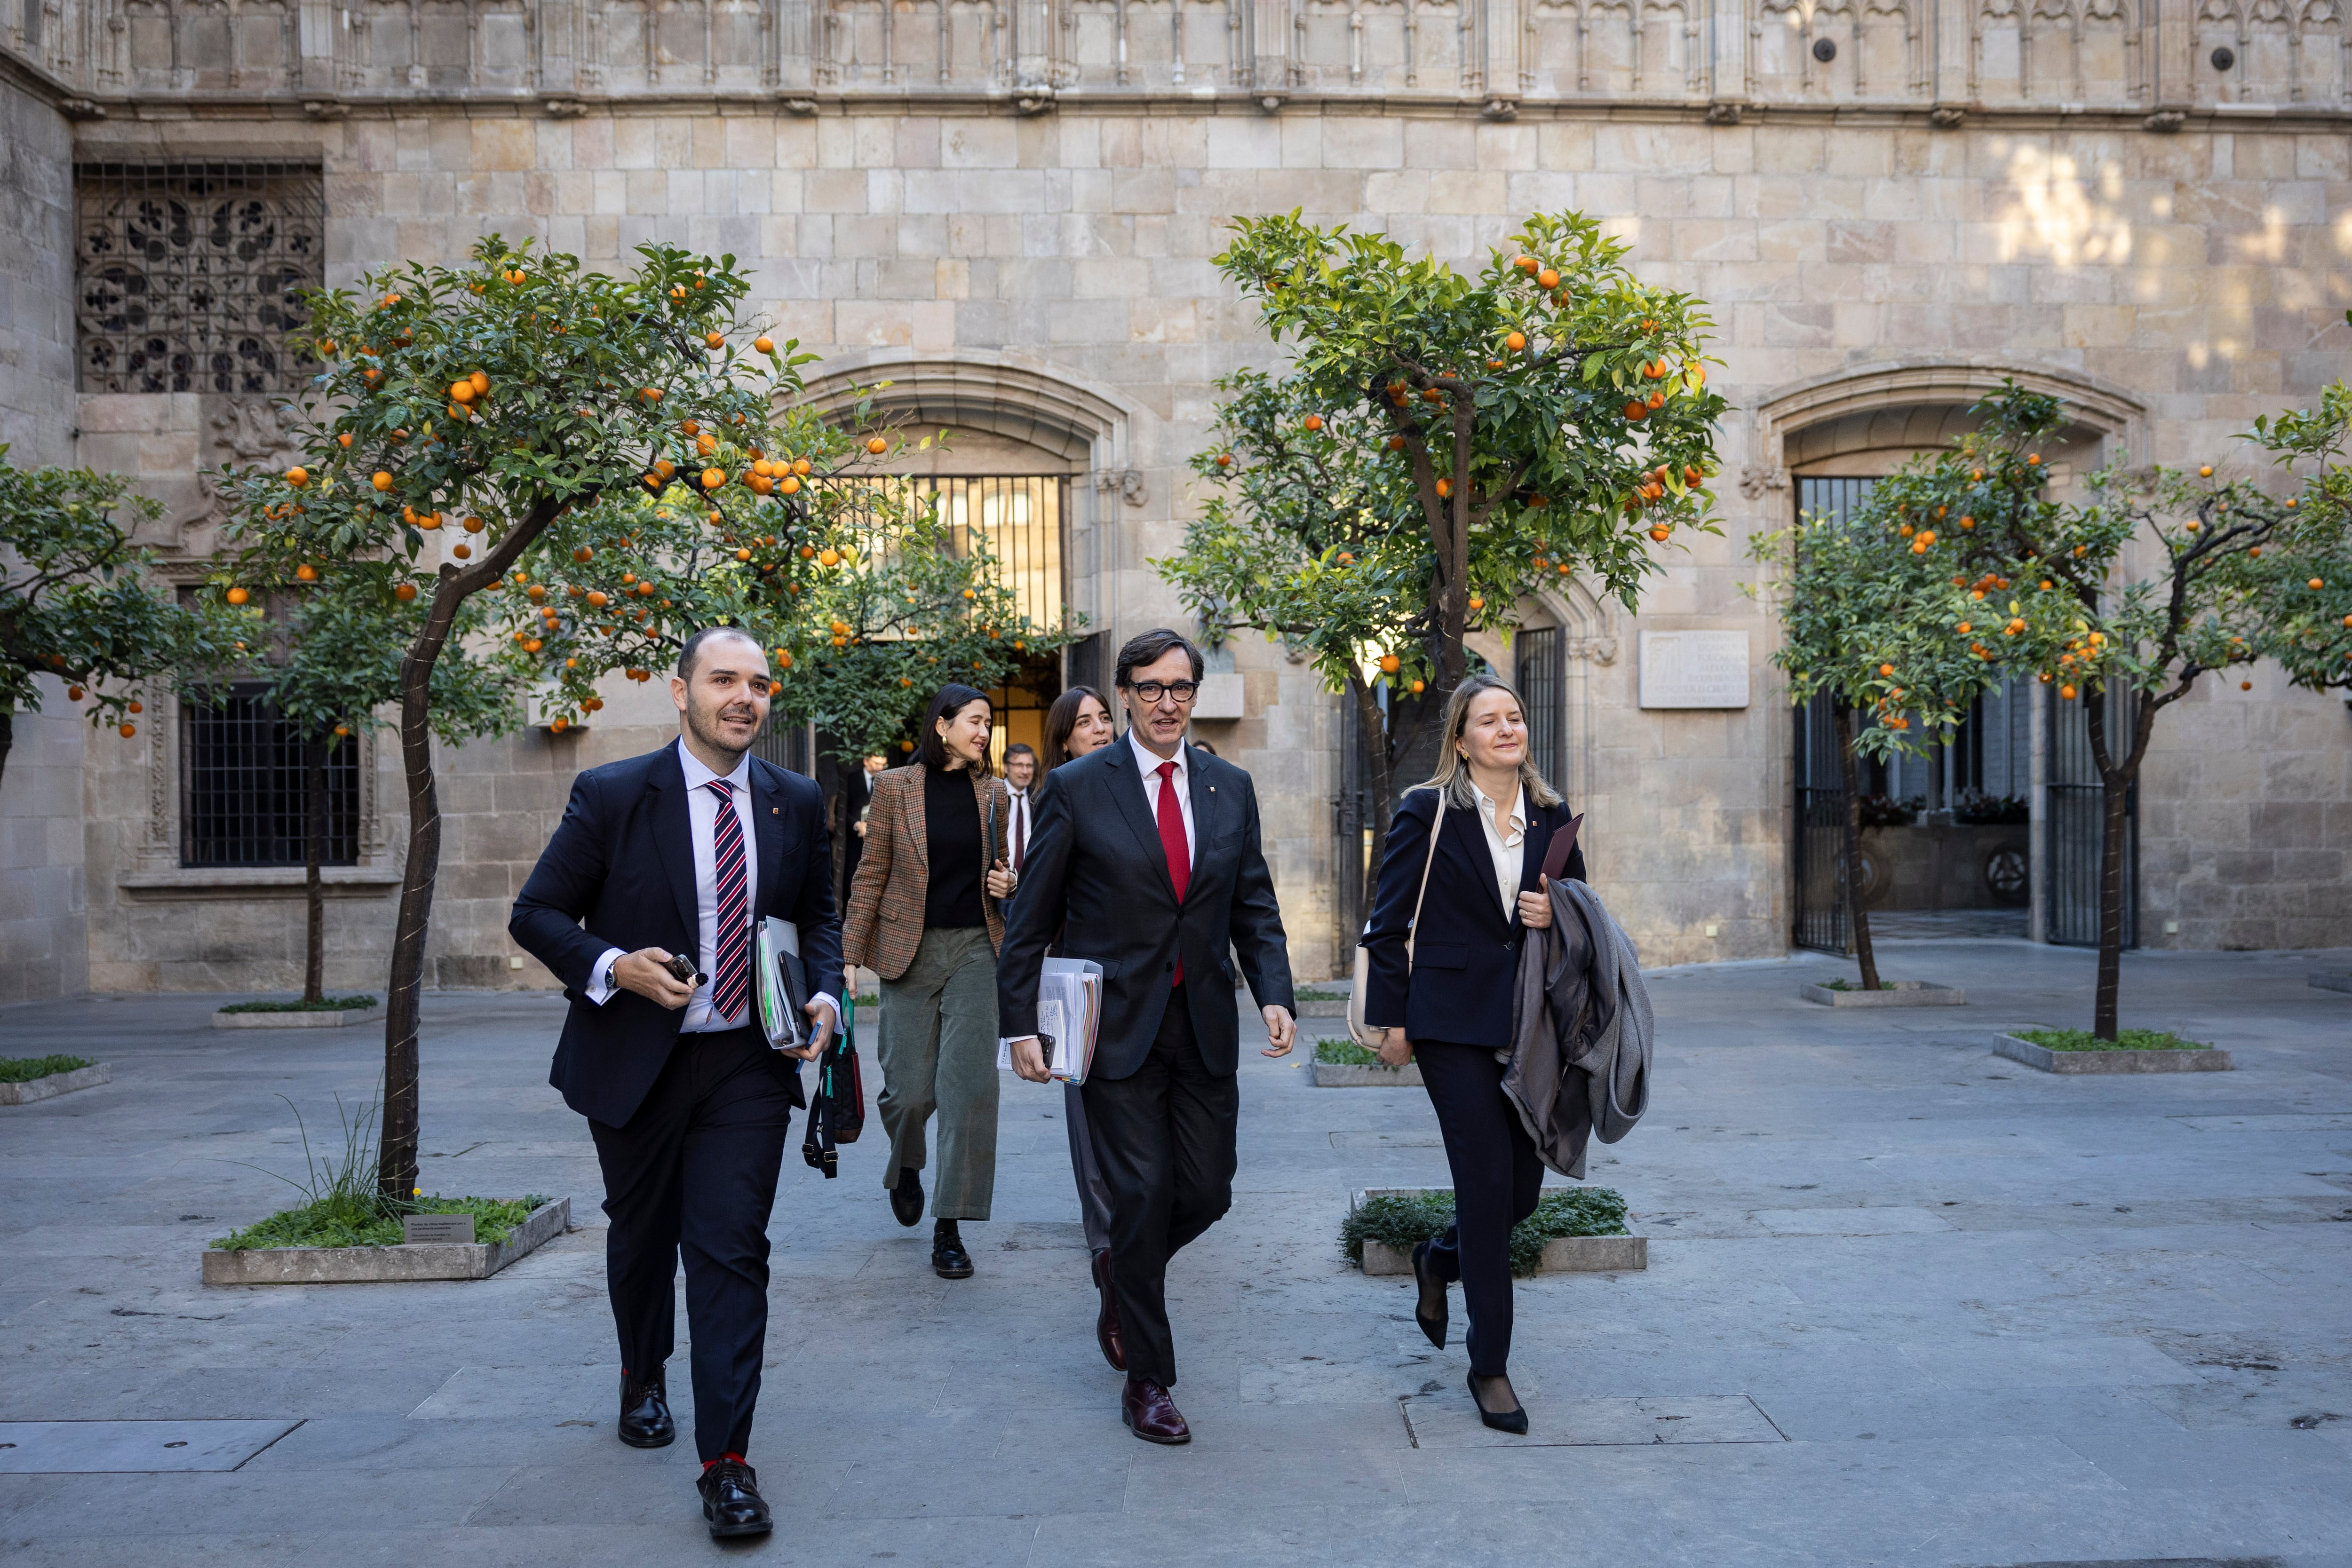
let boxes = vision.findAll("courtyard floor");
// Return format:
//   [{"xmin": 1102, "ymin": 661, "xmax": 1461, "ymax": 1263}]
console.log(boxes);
[{"xmin": 2, "ymin": 939, "xmax": 2350, "ymax": 1567}]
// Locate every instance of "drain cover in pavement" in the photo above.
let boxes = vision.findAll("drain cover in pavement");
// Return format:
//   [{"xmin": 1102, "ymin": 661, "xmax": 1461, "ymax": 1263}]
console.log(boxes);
[
  {"xmin": 0, "ymin": 1419, "xmax": 301, "ymax": 1473},
  {"xmin": 1399, "ymin": 1393, "xmax": 1783, "ymax": 1449}
]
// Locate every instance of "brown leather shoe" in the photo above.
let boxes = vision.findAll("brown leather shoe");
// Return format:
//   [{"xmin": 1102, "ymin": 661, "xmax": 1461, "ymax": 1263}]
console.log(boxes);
[
  {"xmin": 1121, "ymin": 1376, "xmax": 1191, "ymax": 1444},
  {"xmin": 1091, "ymin": 1249, "xmax": 1127, "ymax": 1372}
]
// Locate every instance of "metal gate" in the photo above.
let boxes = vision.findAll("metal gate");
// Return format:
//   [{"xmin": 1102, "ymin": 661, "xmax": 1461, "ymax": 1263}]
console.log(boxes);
[
  {"xmin": 1787, "ymin": 477, "xmax": 1877, "ymax": 954},
  {"xmin": 1334, "ymin": 690, "xmax": 1374, "ymax": 949},
  {"xmin": 2044, "ymin": 683, "xmax": 2136, "ymax": 948}
]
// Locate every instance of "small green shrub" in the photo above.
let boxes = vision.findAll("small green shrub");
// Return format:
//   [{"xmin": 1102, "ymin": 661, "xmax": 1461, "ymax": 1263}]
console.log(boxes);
[
  {"xmin": 2016, "ymin": 1026, "xmax": 2210, "ymax": 1053},
  {"xmin": 217, "ymin": 995, "xmax": 380, "ymax": 1014},
  {"xmin": 1313, "ymin": 1038, "xmax": 1391, "ymax": 1067},
  {"xmin": 0, "ymin": 1054, "xmax": 94, "ymax": 1084},
  {"xmin": 1342, "ymin": 1188, "xmax": 1630, "ymax": 1278},
  {"xmin": 1295, "ymin": 988, "xmax": 1348, "ymax": 1001},
  {"xmin": 213, "ymin": 1193, "xmax": 549, "ymax": 1251}
]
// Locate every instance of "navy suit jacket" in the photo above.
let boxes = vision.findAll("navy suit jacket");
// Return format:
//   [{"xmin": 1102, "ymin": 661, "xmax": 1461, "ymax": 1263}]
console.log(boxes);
[
  {"xmin": 509, "ymin": 742, "xmax": 845, "ymax": 1128},
  {"xmin": 997, "ymin": 740, "xmax": 1295, "ymax": 1081},
  {"xmin": 1360, "ymin": 785, "xmax": 1588, "ymax": 1050}
]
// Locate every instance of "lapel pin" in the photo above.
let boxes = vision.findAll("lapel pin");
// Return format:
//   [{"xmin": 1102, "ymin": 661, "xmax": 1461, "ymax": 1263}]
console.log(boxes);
[{"xmin": 771, "ymin": 807, "xmax": 779, "ymax": 815}]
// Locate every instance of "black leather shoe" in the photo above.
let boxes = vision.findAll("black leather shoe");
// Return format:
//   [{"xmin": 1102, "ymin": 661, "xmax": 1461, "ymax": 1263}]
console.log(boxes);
[
  {"xmin": 1091, "ymin": 1248, "xmax": 1126, "ymax": 1372},
  {"xmin": 1121, "ymin": 1376, "xmax": 1191, "ymax": 1444},
  {"xmin": 890, "ymin": 1168, "xmax": 925, "ymax": 1228},
  {"xmin": 1470, "ymin": 1371, "xmax": 1529, "ymax": 1435},
  {"xmin": 932, "ymin": 1219, "xmax": 973, "ymax": 1279},
  {"xmin": 617, "ymin": 1369, "xmax": 674, "ymax": 1449},
  {"xmin": 697, "ymin": 1458, "xmax": 773, "ymax": 1539},
  {"xmin": 1410, "ymin": 1239, "xmax": 1448, "ymax": 1350}
]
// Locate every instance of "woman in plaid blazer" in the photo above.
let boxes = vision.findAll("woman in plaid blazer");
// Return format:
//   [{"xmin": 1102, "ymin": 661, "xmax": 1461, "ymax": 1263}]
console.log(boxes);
[{"xmin": 841, "ymin": 684, "xmax": 1016, "ymax": 1278}]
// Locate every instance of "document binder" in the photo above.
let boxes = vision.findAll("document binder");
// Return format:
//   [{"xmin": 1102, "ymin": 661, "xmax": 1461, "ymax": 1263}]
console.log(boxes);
[
  {"xmin": 998, "ymin": 957, "xmax": 1105, "ymax": 1084},
  {"xmin": 756, "ymin": 916, "xmax": 813, "ymax": 1051}
]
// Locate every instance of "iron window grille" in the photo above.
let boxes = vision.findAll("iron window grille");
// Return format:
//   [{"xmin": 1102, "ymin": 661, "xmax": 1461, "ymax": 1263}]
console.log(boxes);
[
  {"xmin": 1515, "ymin": 625, "xmax": 1564, "ymax": 792},
  {"xmin": 75, "ymin": 161, "xmax": 326, "ymax": 395},
  {"xmin": 181, "ymin": 682, "xmax": 359, "ymax": 869}
]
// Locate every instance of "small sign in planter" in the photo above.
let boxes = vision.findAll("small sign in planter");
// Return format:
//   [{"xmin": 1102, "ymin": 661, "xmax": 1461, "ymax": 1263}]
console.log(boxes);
[
  {"xmin": 202, "ymin": 1196, "xmax": 569, "ymax": 1286},
  {"xmin": 2311, "ymin": 972, "xmax": 2352, "ymax": 995},
  {"xmin": 1348, "ymin": 1189, "xmax": 1646, "ymax": 1275},
  {"xmin": 213, "ymin": 998, "xmax": 387, "ymax": 1029},
  {"xmin": 0, "ymin": 1060, "xmax": 110, "ymax": 1106},
  {"xmin": 1992, "ymin": 1028, "xmax": 2233, "ymax": 1075},
  {"xmin": 1800, "ymin": 980, "xmax": 1966, "ymax": 1007}
]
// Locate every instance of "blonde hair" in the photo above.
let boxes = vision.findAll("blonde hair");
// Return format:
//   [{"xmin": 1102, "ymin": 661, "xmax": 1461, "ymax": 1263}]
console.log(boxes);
[{"xmin": 1418, "ymin": 673, "xmax": 1563, "ymax": 812}]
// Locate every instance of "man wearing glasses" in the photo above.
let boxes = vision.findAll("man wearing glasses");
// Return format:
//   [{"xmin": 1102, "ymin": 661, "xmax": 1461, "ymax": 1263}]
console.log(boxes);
[{"xmin": 999, "ymin": 628, "xmax": 1297, "ymax": 1445}]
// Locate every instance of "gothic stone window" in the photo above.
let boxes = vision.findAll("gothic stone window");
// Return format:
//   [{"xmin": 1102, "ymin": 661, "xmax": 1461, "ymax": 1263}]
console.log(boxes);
[{"xmin": 75, "ymin": 161, "xmax": 326, "ymax": 395}]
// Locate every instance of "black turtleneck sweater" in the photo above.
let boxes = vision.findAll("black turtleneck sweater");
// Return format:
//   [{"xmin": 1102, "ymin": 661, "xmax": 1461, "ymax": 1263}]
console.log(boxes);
[{"xmin": 923, "ymin": 763, "xmax": 986, "ymax": 930}]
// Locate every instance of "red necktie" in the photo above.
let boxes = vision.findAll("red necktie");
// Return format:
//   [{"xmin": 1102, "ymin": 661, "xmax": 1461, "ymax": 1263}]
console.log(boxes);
[
  {"xmin": 1156, "ymin": 760, "xmax": 1189, "ymax": 986},
  {"xmin": 706, "ymin": 780, "xmax": 751, "ymax": 1022}
]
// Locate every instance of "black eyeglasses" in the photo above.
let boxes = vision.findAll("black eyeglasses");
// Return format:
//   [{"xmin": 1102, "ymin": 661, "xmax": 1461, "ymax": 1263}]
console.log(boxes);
[{"xmin": 1126, "ymin": 681, "xmax": 1199, "ymax": 704}]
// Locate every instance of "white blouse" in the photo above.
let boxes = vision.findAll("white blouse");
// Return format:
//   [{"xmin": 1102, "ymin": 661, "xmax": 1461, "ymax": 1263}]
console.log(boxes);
[{"xmin": 1467, "ymin": 780, "xmax": 1527, "ymax": 918}]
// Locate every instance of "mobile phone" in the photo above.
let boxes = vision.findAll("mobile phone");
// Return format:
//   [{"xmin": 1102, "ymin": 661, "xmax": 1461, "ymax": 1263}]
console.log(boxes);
[{"xmin": 661, "ymin": 951, "xmax": 705, "ymax": 988}]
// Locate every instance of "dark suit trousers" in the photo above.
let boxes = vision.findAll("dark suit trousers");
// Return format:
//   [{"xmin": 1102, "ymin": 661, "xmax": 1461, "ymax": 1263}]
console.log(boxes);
[
  {"xmin": 1081, "ymin": 984, "xmax": 1238, "ymax": 1387},
  {"xmin": 1417, "ymin": 1039, "xmax": 1546, "ymax": 1377},
  {"xmin": 588, "ymin": 1024, "xmax": 793, "ymax": 1462}
]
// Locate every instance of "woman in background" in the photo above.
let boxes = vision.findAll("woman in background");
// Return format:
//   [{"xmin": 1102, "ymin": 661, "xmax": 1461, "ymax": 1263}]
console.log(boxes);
[
  {"xmin": 842, "ymin": 686, "xmax": 1017, "ymax": 1280},
  {"xmin": 1037, "ymin": 684, "xmax": 1123, "ymax": 1368},
  {"xmin": 1359, "ymin": 673, "xmax": 1586, "ymax": 1435}
]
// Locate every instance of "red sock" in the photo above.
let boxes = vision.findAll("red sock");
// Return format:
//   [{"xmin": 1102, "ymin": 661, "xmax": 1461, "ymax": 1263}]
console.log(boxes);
[{"xmin": 701, "ymin": 1452, "xmax": 746, "ymax": 1471}]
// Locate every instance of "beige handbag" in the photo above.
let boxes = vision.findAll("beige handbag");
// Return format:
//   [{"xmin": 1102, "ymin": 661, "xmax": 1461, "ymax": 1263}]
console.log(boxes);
[{"xmin": 1347, "ymin": 788, "xmax": 1446, "ymax": 1052}]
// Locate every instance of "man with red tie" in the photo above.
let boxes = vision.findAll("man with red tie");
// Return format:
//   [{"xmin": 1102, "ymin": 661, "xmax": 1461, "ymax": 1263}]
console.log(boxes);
[
  {"xmin": 1003, "ymin": 742, "xmax": 1037, "ymax": 873},
  {"xmin": 511, "ymin": 627, "xmax": 843, "ymax": 1539},
  {"xmin": 1000, "ymin": 629, "xmax": 1298, "ymax": 1444}
]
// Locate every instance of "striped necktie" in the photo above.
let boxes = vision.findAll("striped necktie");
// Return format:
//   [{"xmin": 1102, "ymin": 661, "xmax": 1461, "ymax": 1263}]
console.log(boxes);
[{"xmin": 706, "ymin": 779, "xmax": 751, "ymax": 1023}]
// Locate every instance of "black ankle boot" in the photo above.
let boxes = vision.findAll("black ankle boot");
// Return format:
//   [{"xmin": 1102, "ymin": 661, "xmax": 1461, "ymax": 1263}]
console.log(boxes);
[
  {"xmin": 931, "ymin": 1218, "xmax": 973, "ymax": 1279},
  {"xmin": 890, "ymin": 1167, "xmax": 925, "ymax": 1227}
]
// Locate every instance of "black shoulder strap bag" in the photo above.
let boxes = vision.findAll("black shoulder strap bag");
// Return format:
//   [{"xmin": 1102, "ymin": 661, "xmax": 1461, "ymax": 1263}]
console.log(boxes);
[{"xmin": 801, "ymin": 995, "xmax": 868, "ymax": 1178}]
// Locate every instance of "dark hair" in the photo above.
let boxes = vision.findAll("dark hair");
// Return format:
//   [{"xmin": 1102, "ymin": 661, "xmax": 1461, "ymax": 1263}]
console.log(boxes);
[
  {"xmin": 675, "ymin": 626, "xmax": 765, "ymax": 681},
  {"xmin": 1114, "ymin": 628, "xmax": 1204, "ymax": 688},
  {"xmin": 919, "ymin": 683, "xmax": 992, "ymax": 771},
  {"xmin": 1004, "ymin": 743, "xmax": 1037, "ymax": 763},
  {"xmin": 1042, "ymin": 685, "xmax": 1111, "ymax": 770},
  {"xmin": 1190, "ymin": 740, "xmax": 1217, "ymax": 758}
]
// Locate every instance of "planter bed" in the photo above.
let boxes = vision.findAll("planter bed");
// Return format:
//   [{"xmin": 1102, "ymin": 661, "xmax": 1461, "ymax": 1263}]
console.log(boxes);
[
  {"xmin": 1293, "ymin": 992, "xmax": 1350, "ymax": 1018},
  {"xmin": 0, "ymin": 1060, "xmax": 111, "ymax": 1106},
  {"xmin": 1992, "ymin": 1028, "xmax": 2232, "ymax": 1075},
  {"xmin": 202, "ymin": 1196, "xmax": 569, "ymax": 1285},
  {"xmin": 1347, "ymin": 1188, "xmax": 1645, "ymax": 1275},
  {"xmin": 2311, "ymin": 973, "xmax": 2352, "ymax": 995},
  {"xmin": 213, "ymin": 998, "xmax": 387, "ymax": 1029},
  {"xmin": 1800, "ymin": 980, "xmax": 1966, "ymax": 1008},
  {"xmin": 1313, "ymin": 1060, "xmax": 1424, "ymax": 1087}
]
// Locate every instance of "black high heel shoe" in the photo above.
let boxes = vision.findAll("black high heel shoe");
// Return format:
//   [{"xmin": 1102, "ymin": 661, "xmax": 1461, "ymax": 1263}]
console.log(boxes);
[
  {"xmin": 1409, "ymin": 1239, "xmax": 1447, "ymax": 1349},
  {"xmin": 1469, "ymin": 1371, "xmax": 1528, "ymax": 1435}
]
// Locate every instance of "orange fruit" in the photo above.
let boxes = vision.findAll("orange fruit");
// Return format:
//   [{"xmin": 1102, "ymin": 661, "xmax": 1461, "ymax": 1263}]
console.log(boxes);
[
  {"xmin": 1624, "ymin": 402, "xmax": 1646, "ymax": 421},
  {"xmin": 119, "ymin": 723, "xmax": 137, "ymax": 738},
  {"xmin": 641, "ymin": 387, "xmax": 662, "ymax": 402},
  {"xmin": 226, "ymin": 586, "xmax": 251, "ymax": 606},
  {"xmin": 1436, "ymin": 478, "xmax": 1452, "ymax": 498},
  {"xmin": 452, "ymin": 544, "xmax": 472, "ymax": 559},
  {"xmin": 372, "ymin": 471, "xmax": 394, "ymax": 491},
  {"xmin": 1303, "ymin": 415, "xmax": 1324, "ymax": 432},
  {"xmin": 1649, "ymin": 525, "xmax": 1670, "ymax": 541},
  {"xmin": 793, "ymin": 458, "xmax": 810, "ymax": 475},
  {"xmin": 1336, "ymin": 552, "xmax": 1354, "ymax": 564},
  {"xmin": 1216, "ymin": 453, "xmax": 1232, "ymax": 467},
  {"xmin": 395, "ymin": 583, "xmax": 417, "ymax": 602},
  {"xmin": 1387, "ymin": 436, "xmax": 1406, "ymax": 451},
  {"xmin": 127, "ymin": 699, "xmax": 143, "ymax": 714},
  {"xmin": 776, "ymin": 650, "xmax": 793, "ymax": 669},
  {"xmin": 2199, "ymin": 465, "xmax": 2213, "ymax": 478},
  {"xmin": 449, "ymin": 381, "xmax": 476, "ymax": 404},
  {"xmin": 2311, "ymin": 578, "xmax": 2326, "ymax": 590},
  {"xmin": 866, "ymin": 437, "xmax": 888, "ymax": 455},
  {"xmin": 1378, "ymin": 654, "xmax": 1400, "ymax": 674},
  {"xmin": 1410, "ymin": 680, "xmax": 1425, "ymax": 694},
  {"xmin": 1537, "ymin": 268, "xmax": 1559, "ymax": 288},
  {"xmin": 285, "ymin": 466, "xmax": 309, "ymax": 487},
  {"xmin": 735, "ymin": 548, "xmax": 751, "ymax": 562},
  {"xmin": 754, "ymin": 335, "xmax": 775, "ymax": 354},
  {"xmin": 1515, "ymin": 256, "xmax": 1538, "ymax": 273},
  {"xmin": 706, "ymin": 332, "xmax": 725, "ymax": 349},
  {"xmin": 1646, "ymin": 390, "xmax": 1665, "ymax": 410},
  {"xmin": 1879, "ymin": 663, "xmax": 1895, "ymax": 676},
  {"xmin": 66, "ymin": 685, "xmax": 83, "ymax": 700},
  {"xmin": 701, "ymin": 467, "xmax": 726, "ymax": 490},
  {"xmin": 296, "ymin": 564, "xmax": 318, "ymax": 582},
  {"xmin": 587, "ymin": 591, "xmax": 607, "ymax": 608},
  {"xmin": 2026, "ymin": 453, "xmax": 2042, "ymax": 466},
  {"xmin": 819, "ymin": 549, "xmax": 840, "ymax": 567},
  {"xmin": 1685, "ymin": 464, "xmax": 1704, "ymax": 484},
  {"xmin": 1505, "ymin": 332, "xmax": 1526, "ymax": 352}
]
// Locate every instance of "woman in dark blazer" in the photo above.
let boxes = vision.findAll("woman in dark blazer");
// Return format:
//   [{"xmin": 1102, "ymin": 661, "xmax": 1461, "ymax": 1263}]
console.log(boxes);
[{"xmin": 1359, "ymin": 672, "xmax": 1587, "ymax": 1435}]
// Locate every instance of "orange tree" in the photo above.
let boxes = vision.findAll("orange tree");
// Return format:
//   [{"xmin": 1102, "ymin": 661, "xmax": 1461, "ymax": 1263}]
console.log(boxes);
[
  {"xmin": 229, "ymin": 235, "xmax": 877, "ymax": 1196},
  {"xmin": 1209, "ymin": 209, "xmax": 1726, "ymax": 711},
  {"xmin": 211, "ymin": 566, "xmax": 529, "ymax": 1009},
  {"xmin": 1925, "ymin": 382, "xmax": 2346, "ymax": 1039},
  {"xmin": 1748, "ymin": 454, "xmax": 2006, "ymax": 990},
  {"xmin": 2246, "ymin": 375, "xmax": 2352, "ymax": 694},
  {"xmin": 0, "ymin": 450, "xmax": 237, "ymax": 791},
  {"xmin": 757, "ymin": 474, "xmax": 1076, "ymax": 765}
]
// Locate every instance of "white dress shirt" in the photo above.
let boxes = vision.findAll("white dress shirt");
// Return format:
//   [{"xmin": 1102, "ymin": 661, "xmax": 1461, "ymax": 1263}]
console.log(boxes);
[
  {"xmin": 587, "ymin": 738, "xmax": 836, "ymax": 1035},
  {"xmin": 1468, "ymin": 779, "xmax": 1527, "ymax": 919},
  {"xmin": 1128, "ymin": 728, "xmax": 1196, "ymax": 865}
]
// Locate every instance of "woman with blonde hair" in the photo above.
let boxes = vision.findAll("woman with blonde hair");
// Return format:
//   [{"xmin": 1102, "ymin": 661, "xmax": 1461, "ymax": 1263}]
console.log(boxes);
[
  {"xmin": 842, "ymin": 684, "xmax": 1017, "ymax": 1279},
  {"xmin": 1359, "ymin": 672, "xmax": 1587, "ymax": 1434}
]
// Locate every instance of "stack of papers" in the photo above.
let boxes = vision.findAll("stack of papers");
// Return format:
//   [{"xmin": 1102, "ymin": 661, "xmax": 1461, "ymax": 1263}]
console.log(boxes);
[
  {"xmin": 756, "ymin": 917, "xmax": 811, "ymax": 1051},
  {"xmin": 998, "ymin": 957, "xmax": 1104, "ymax": 1084}
]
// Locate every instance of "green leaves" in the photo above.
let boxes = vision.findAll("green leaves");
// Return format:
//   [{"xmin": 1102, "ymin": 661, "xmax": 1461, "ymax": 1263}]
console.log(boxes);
[{"xmin": 0, "ymin": 447, "xmax": 241, "ymax": 739}]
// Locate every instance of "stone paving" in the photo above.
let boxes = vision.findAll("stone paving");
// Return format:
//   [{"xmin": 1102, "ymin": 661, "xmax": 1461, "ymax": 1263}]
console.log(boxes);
[{"xmin": 2, "ymin": 939, "xmax": 2350, "ymax": 1566}]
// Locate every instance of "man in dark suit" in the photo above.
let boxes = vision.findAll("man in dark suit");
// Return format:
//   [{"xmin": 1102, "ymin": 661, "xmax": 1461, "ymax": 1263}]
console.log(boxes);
[
  {"xmin": 999, "ymin": 628, "xmax": 1297, "ymax": 1445},
  {"xmin": 510, "ymin": 626, "xmax": 842, "ymax": 1540}
]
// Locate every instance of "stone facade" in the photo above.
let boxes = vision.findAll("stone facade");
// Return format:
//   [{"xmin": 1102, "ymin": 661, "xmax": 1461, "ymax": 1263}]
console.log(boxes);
[{"xmin": 0, "ymin": 0, "xmax": 2347, "ymax": 1000}]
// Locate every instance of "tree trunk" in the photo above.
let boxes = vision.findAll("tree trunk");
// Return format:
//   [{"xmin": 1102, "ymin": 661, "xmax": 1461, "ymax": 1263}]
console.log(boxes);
[
  {"xmin": 378, "ymin": 495, "xmax": 567, "ymax": 1199},
  {"xmin": 1346, "ymin": 672, "xmax": 1393, "ymax": 896},
  {"xmin": 302, "ymin": 729, "xmax": 328, "ymax": 1006},
  {"xmin": 1831, "ymin": 702, "xmax": 1881, "ymax": 990},
  {"xmin": 2083, "ymin": 685, "xmax": 2133, "ymax": 1042},
  {"xmin": 0, "ymin": 705, "xmax": 13, "ymax": 800}
]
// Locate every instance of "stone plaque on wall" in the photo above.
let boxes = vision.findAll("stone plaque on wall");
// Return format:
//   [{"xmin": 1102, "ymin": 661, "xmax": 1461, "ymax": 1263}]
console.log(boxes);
[{"xmin": 1638, "ymin": 631, "xmax": 1750, "ymax": 710}]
